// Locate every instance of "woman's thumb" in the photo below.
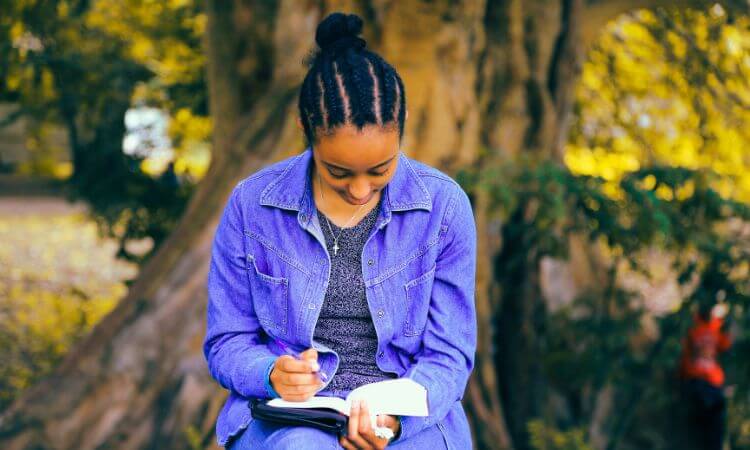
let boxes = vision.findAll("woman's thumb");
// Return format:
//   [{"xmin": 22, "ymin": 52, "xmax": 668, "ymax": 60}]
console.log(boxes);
[
  {"xmin": 300, "ymin": 348, "xmax": 318, "ymax": 361},
  {"xmin": 300, "ymin": 348, "xmax": 320, "ymax": 371}
]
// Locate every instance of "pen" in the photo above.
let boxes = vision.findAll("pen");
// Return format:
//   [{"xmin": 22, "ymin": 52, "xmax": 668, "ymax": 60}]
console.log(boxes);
[{"xmin": 274, "ymin": 339, "xmax": 329, "ymax": 382}]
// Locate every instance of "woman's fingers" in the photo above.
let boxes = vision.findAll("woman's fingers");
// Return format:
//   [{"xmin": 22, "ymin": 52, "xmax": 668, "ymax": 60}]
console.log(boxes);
[
  {"xmin": 346, "ymin": 400, "xmax": 366, "ymax": 448},
  {"xmin": 299, "ymin": 348, "xmax": 323, "ymax": 377},
  {"xmin": 358, "ymin": 401, "xmax": 372, "ymax": 436},
  {"xmin": 343, "ymin": 400, "xmax": 386, "ymax": 449},
  {"xmin": 276, "ymin": 382, "xmax": 320, "ymax": 394},
  {"xmin": 339, "ymin": 436, "xmax": 357, "ymax": 450},
  {"xmin": 280, "ymin": 391, "xmax": 318, "ymax": 402},
  {"xmin": 277, "ymin": 372, "xmax": 321, "ymax": 386},
  {"xmin": 276, "ymin": 355, "xmax": 319, "ymax": 373},
  {"xmin": 358, "ymin": 401, "xmax": 384, "ymax": 447},
  {"xmin": 299, "ymin": 348, "xmax": 318, "ymax": 361},
  {"xmin": 276, "ymin": 379, "xmax": 320, "ymax": 401},
  {"xmin": 271, "ymin": 353, "xmax": 323, "ymax": 401}
]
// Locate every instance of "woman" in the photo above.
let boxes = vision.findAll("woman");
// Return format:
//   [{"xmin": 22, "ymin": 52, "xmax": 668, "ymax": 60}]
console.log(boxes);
[
  {"xmin": 679, "ymin": 302, "xmax": 733, "ymax": 450},
  {"xmin": 203, "ymin": 12, "xmax": 477, "ymax": 450}
]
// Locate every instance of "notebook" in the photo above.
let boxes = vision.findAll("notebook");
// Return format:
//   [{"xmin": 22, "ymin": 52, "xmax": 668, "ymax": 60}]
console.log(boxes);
[{"xmin": 266, "ymin": 377, "xmax": 429, "ymax": 417}]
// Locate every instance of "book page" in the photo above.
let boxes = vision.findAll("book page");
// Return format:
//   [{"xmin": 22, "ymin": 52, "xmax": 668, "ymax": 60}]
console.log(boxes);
[
  {"xmin": 266, "ymin": 396, "xmax": 348, "ymax": 415},
  {"xmin": 265, "ymin": 378, "xmax": 428, "ymax": 417},
  {"xmin": 346, "ymin": 378, "xmax": 429, "ymax": 417}
]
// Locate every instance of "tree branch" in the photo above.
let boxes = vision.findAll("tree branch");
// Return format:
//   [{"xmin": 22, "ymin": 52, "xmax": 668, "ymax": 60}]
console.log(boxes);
[{"xmin": 0, "ymin": 108, "xmax": 25, "ymax": 130}]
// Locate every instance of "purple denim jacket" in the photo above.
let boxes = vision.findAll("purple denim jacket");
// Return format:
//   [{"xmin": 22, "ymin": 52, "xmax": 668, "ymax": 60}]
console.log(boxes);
[{"xmin": 203, "ymin": 148, "xmax": 477, "ymax": 448}]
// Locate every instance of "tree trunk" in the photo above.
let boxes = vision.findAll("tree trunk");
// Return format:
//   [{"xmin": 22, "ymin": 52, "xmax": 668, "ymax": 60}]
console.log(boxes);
[{"xmin": 0, "ymin": 1, "xmax": 697, "ymax": 449}]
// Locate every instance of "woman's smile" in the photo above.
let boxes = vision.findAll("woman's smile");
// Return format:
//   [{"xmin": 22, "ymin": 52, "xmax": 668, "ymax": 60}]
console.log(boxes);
[{"xmin": 342, "ymin": 191, "xmax": 376, "ymax": 205}]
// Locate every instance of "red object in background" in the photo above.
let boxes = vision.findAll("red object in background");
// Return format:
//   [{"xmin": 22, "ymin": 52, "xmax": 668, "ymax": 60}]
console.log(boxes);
[{"xmin": 679, "ymin": 314, "xmax": 733, "ymax": 387}]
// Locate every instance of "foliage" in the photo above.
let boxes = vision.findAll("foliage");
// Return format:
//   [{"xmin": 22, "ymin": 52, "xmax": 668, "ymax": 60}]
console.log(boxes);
[
  {"xmin": 459, "ymin": 153, "xmax": 750, "ymax": 448},
  {"xmin": 473, "ymin": 5, "xmax": 750, "ymax": 448},
  {"xmin": 528, "ymin": 419, "xmax": 593, "ymax": 450},
  {"xmin": 566, "ymin": 6, "xmax": 750, "ymax": 204},
  {"xmin": 0, "ymin": 0, "xmax": 208, "ymax": 264},
  {"xmin": 1, "ymin": 2, "xmax": 748, "ymax": 449},
  {"xmin": 0, "ymin": 212, "xmax": 136, "ymax": 411}
]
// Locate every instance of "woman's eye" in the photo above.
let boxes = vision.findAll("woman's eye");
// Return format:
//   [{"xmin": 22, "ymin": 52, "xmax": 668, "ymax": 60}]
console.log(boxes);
[
  {"xmin": 329, "ymin": 171, "xmax": 349, "ymax": 179},
  {"xmin": 328, "ymin": 170, "xmax": 387, "ymax": 178}
]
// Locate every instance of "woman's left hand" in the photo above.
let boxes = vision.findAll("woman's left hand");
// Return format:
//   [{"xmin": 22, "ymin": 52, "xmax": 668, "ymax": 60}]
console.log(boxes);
[{"xmin": 339, "ymin": 399, "xmax": 400, "ymax": 449}]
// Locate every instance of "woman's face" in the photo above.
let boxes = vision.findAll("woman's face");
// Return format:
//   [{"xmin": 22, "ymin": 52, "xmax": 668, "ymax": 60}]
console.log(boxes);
[{"xmin": 311, "ymin": 123, "xmax": 400, "ymax": 206}]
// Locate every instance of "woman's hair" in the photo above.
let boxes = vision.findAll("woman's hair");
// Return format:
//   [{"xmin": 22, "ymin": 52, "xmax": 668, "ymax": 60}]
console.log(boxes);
[
  {"xmin": 298, "ymin": 12, "xmax": 407, "ymax": 147},
  {"xmin": 698, "ymin": 300, "xmax": 715, "ymax": 321}
]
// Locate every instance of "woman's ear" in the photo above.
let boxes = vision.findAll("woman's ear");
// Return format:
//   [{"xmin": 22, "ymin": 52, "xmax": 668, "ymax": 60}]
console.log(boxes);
[
  {"xmin": 405, "ymin": 110, "xmax": 409, "ymax": 122},
  {"xmin": 296, "ymin": 117, "xmax": 304, "ymax": 130}
]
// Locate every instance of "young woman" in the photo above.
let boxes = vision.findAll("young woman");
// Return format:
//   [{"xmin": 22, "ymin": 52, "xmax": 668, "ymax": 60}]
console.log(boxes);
[{"xmin": 203, "ymin": 12, "xmax": 477, "ymax": 450}]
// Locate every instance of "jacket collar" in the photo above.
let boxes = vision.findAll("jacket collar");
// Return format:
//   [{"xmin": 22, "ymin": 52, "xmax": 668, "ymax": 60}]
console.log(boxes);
[{"xmin": 259, "ymin": 148, "xmax": 432, "ymax": 221}]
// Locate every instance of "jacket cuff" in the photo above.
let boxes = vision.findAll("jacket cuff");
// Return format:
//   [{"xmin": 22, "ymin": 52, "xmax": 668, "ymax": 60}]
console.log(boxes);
[
  {"xmin": 395, "ymin": 367, "xmax": 454, "ymax": 441},
  {"xmin": 235, "ymin": 354, "xmax": 278, "ymax": 399},
  {"xmin": 394, "ymin": 414, "xmax": 426, "ymax": 442}
]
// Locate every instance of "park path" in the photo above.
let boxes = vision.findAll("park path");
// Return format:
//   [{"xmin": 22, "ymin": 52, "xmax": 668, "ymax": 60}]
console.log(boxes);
[{"xmin": 0, "ymin": 196, "xmax": 87, "ymax": 216}]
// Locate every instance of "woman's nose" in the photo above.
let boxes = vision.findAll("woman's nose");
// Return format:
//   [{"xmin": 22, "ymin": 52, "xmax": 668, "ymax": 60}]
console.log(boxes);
[{"xmin": 348, "ymin": 179, "xmax": 371, "ymax": 200}]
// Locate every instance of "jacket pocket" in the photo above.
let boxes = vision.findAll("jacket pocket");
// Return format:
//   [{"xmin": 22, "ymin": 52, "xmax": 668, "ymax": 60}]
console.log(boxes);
[
  {"xmin": 247, "ymin": 254, "xmax": 288, "ymax": 332},
  {"xmin": 403, "ymin": 264, "xmax": 436, "ymax": 336}
]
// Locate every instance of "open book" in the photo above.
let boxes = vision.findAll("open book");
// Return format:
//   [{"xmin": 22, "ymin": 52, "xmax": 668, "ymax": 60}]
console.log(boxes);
[{"xmin": 266, "ymin": 378, "xmax": 429, "ymax": 417}]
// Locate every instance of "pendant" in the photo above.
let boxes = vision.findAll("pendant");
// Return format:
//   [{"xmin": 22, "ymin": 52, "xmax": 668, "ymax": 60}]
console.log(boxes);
[{"xmin": 333, "ymin": 242, "xmax": 339, "ymax": 255}]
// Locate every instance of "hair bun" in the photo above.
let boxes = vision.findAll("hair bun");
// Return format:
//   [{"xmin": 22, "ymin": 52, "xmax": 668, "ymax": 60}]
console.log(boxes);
[{"xmin": 315, "ymin": 12, "xmax": 366, "ymax": 53}]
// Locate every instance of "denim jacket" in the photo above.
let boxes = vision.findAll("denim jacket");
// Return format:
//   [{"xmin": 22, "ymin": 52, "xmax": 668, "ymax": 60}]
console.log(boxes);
[{"xmin": 203, "ymin": 148, "xmax": 477, "ymax": 448}]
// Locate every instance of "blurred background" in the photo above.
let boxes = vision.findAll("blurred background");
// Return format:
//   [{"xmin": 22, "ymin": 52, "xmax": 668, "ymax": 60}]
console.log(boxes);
[{"xmin": 0, "ymin": 1, "xmax": 748, "ymax": 449}]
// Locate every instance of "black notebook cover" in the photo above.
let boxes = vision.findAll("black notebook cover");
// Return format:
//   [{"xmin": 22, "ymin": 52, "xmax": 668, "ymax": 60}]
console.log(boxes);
[{"xmin": 249, "ymin": 398, "xmax": 348, "ymax": 434}]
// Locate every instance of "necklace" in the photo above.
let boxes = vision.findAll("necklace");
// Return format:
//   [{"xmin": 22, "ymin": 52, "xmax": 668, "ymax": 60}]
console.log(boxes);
[{"xmin": 317, "ymin": 173, "xmax": 369, "ymax": 256}]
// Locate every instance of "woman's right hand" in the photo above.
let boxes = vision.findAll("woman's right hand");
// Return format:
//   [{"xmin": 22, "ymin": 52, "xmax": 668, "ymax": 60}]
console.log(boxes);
[{"xmin": 269, "ymin": 348, "xmax": 325, "ymax": 401}]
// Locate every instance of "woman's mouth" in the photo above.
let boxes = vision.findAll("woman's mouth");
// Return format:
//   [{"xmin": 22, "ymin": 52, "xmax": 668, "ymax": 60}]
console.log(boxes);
[{"xmin": 343, "ymin": 192, "xmax": 374, "ymax": 205}]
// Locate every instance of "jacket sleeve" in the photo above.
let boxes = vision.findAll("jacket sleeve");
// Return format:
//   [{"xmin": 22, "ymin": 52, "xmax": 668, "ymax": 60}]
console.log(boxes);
[
  {"xmin": 396, "ymin": 185, "xmax": 478, "ymax": 441},
  {"xmin": 203, "ymin": 182, "xmax": 278, "ymax": 399}
]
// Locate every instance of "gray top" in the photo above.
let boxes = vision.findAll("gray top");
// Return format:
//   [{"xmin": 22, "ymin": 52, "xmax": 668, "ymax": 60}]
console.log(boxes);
[{"xmin": 313, "ymin": 194, "xmax": 396, "ymax": 393}]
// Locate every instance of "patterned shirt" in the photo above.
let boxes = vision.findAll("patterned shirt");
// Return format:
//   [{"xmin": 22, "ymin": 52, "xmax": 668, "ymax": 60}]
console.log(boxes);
[{"xmin": 314, "ymin": 194, "xmax": 396, "ymax": 393}]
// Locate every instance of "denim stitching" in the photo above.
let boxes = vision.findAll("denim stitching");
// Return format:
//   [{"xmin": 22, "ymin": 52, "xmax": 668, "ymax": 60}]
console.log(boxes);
[
  {"xmin": 244, "ymin": 229, "xmax": 311, "ymax": 276},
  {"xmin": 403, "ymin": 263, "xmax": 437, "ymax": 336},
  {"xmin": 246, "ymin": 254, "xmax": 289, "ymax": 331},
  {"xmin": 365, "ymin": 233, "xmax": 441, "ymax": 286},
  {"xmin": 259, "ymin": 153, "xmax": 305, "ymax": 209}
]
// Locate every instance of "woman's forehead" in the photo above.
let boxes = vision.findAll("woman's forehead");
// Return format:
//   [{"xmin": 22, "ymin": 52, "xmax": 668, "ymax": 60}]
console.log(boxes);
[{"xmin": 316, "ymin": 124, "xmax": 399, "ymax": 169}]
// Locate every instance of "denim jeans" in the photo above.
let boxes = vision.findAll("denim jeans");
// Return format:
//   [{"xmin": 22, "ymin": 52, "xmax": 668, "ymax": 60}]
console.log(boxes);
[{"xmin": 226, "ymin": 416, "xmax": 449, "ymax": 450}]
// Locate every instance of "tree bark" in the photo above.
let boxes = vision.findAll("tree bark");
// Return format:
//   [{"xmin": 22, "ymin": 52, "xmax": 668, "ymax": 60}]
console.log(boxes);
[{"xmin": 0, "ymin": 1, "xmax": 702, "ymax": 449}]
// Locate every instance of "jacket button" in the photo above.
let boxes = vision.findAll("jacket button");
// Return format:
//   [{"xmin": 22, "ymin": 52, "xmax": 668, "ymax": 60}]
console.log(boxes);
[
  {"xmin": 367, "ymin": 259, "xmax": 374, "ymax": 266},
  {"xmin": 377, "ymin": 309, "xmax": 384, "ymax": 317},
  {"xmin": 378, "ymin": 351, "xmax": 384, "ymax": 358},
  {"xmin": 300, "ymin": 214, "xmax": 307, "ymax": 221}
]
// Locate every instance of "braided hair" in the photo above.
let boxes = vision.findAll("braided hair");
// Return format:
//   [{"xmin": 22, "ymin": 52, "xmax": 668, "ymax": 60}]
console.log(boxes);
[{"xmin": 298, "ymin": 12, "xmax": 407, "ymax": 148}]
